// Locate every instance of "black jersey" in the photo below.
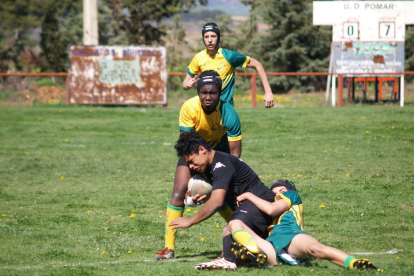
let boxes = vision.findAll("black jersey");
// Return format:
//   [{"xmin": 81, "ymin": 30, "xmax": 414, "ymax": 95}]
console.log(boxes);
[{"xmin": 209, "ymin": 151, "xmax": 275, "ymax": 210}]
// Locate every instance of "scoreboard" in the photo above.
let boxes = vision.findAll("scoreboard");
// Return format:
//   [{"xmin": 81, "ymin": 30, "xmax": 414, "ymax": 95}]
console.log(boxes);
[
  {"xmin": 313, "ymin": 1, "xmax": 414, "ymax": 106},
  {"xmin": 314, "ymin": 1, "xmax": 414, "ymax": 74}
]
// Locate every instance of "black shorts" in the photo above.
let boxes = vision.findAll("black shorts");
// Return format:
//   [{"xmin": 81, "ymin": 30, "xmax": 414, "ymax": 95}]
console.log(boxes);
[{"xmin": 230, "ymin": 200, "xmax": 273, "ymax": 239}]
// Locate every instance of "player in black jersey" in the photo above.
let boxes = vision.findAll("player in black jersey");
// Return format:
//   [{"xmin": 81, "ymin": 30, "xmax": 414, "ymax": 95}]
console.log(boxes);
[{"xmin": 169, "ymin": 130, "xmax": 275, "ymax": 270}]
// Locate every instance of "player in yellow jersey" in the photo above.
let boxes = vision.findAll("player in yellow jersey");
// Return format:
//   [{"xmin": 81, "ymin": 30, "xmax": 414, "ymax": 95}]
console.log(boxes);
[
  {"xmin": 210, "ymin": 180, "xmax": 382, "ymax": 272},
  {"xmin": 182, "ymin": 22, "xmax": 275, "ymax": 108},
  {"xmin": 155, "ymin": 70, "xmax": 242, "ymax": 261}
]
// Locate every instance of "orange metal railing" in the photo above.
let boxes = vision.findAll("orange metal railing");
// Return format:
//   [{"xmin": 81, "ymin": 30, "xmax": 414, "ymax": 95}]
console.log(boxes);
[{"xmin": 1, "ymin": 72, "xmax": 413, "ymax": 107}]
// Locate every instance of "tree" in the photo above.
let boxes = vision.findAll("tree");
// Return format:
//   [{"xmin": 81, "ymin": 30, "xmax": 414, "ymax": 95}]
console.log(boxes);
[
  {"xmin": 102, "ymin": 0, "xmax": 207, "ymax": 46},
  {"xmin": 405, "ymin": 25, "xmax": 414, "ymax": 81},
  {"xmin": 242, "ymin": 0, "xmax": 332, "ymax": 93}
]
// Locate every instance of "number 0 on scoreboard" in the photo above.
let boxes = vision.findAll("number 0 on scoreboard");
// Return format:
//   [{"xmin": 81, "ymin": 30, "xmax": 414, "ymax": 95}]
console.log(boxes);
[{"xmin": 343, "ymin": 22, "xmax": 359, "ymax": 39}]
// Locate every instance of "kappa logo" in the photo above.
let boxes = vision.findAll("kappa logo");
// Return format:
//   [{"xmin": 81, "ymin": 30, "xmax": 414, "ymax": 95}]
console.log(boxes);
[{"xmin": 213, "ymin": 162, "xmax": 226, "ymax": 171}]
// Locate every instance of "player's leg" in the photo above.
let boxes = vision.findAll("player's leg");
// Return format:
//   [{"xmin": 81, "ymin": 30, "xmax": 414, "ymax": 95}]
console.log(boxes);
[
  {"xmin": 155, "ymin": 160, "xmax": 190, "ymax": 260},
  {"xmin": 228, "ymin": 219, "xmax": 278, "ymax": 266},
  {"xmin": 225, "ymin": 200, "xmax": 275, "ymax": 266},
  {"xmin": 286, "ymin": 234, "xmax": 381, "ymax": 270}
]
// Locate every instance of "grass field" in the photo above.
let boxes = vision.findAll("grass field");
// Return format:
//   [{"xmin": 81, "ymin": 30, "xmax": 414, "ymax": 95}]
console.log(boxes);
[{"xmin": 0, "ymin": 103, "xmax": 413, "ymax": 276}]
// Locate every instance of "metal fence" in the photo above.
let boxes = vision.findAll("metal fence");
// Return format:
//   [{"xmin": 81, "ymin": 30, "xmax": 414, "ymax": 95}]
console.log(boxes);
[{"xmin": 1, "ymin": 72, "xmax": 413, "ymax": 107}]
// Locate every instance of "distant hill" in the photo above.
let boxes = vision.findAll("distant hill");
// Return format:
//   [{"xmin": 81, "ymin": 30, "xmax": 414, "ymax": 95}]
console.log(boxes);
[{"xmin": 205, "ymin": 0, "xmax": 250, "ymax": 16}]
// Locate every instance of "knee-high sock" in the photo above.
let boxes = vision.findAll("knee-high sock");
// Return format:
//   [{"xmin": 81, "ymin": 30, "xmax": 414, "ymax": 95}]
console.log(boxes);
[
  {"xmin": 218, "ymin": 203, "xmax": 233, "ymax": 222},
  {"xmin": 223, "ymin": 234, "xmax": 237, "ymax": 263},
  {"xmin": 232, "ymin": 229, "xmax": 259, "ymax": 253},
  {"xmin": 164, "ymin": 202, "xmax": 184, "ymax": 250}
]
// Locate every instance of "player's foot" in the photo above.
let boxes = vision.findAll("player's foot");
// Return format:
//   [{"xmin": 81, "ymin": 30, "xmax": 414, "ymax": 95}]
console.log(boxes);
[
  {"xmin": 195, "ymin": 257, "xmax": 237, "ymax": 270},
  {"xmin": 231, "ymin": 242, "xmax": 267, "ymax": 267},
  {"xmin": 350, "ymin": 258, "xmax": 383, "ymax": 271},
  {"xmin": 155, "ymin": 247, "xmax": 174, "ymax": 261}
]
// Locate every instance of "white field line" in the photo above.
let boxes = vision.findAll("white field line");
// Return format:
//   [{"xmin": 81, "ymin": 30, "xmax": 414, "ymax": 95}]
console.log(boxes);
[
  {"xmin": 0, "ymin": 258, "xmax": 201, "ymax": 270},
  {"xmin": 352, "ymin": 248, "xmax": 404, "ymax": 255},
  {"xmin": 0, "ymin": 249, "xmax": 405, "ymax": 270}
]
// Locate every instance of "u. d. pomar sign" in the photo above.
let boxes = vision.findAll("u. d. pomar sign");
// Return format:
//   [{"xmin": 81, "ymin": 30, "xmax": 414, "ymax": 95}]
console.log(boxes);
[{"xmin": 69, "ymin": 46, "xmax": 167, "ymax": 105}]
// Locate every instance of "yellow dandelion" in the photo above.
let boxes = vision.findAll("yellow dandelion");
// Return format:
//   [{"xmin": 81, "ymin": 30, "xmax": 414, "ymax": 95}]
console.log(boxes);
[
  {"xmin": 201, "ymin": 237, "xmax": 205, "ymax": 242},
  {"xmin": 158, "ymin": 211, "xmax": 162, "ymax": 214},
  {"xmin": 60, "ymin": 176, "xmax": 65, "ymax": 179},
  {"xmin": 319, "ymin": 205, "xmax": 325, "ymax": 208},
  {"xmin": 87, "ymin": 210, "xmax": 92, "ymax": 214},
  {"xmin": 193, "ymin": 210, "xmax": 197, "ymax": 213},
  {"xmin": 366, "ymin": 131, "xmax": 370, "ymax": 134},
  {"xmin": 101, "ymin": 251, "xmax": 106, "ymax": 254},
  {"xmin": 128, "ymin": 250, "xmax": 132, "ymax": 254},
  {"xmin": 345, "ymin": 173, "xmax": 350, "ymax": 177},
  {"xmin": 90, "ymin": 219, "xmax": 93, "ymax": 221},
  {"xmin": 64, "ymin": 139, "xmax": 69, "ymax": 142},
  {"xmin": 59, "ymin": 110, "xmax": 62, "ymax": 113},
  {"xmin": 186, "ymin": 209, "xmax": 191, "ymax": 212},
  {"xmin": 348, "ymin": 165, "xmax": 352, "ymax": 167},
  {"xmin": 215, "ymin": 225, "xmax": 220, "ymax": 228},
  {"xmin": 2, "ymin": 214, "xmax": 6, "ymax": 217},
  {"xmin": 396, "ymin": 257, "xmax": 400, "ymax": 260},
  {"xmin": 130, "ymin": 214, "xmax": 136, "ymax": 218}
]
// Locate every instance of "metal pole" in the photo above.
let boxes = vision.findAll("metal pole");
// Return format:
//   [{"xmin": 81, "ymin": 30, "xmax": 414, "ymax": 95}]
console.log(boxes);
[
  {"xmin": 400, "ymin": 76, "xmax": 404, "ymax": 107},
  {"xmin": 331, "ymin": 76, "xmax": 336, "ymax": 107}
]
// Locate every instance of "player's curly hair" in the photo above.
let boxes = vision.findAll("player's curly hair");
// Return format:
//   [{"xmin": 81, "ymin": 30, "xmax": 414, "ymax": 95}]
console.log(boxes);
[
  {"xmin": 175, "ymin": 130, "xmax": 212, "ymax": 157},
  {"xmin": 270, "ymin": 179, "xmax": 297, "ymax": 192}
]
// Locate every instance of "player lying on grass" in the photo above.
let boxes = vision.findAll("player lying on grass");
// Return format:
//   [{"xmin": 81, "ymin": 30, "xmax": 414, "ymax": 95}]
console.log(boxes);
[
  {"xmin": 225, "ymin": 180, "xmax": 382, "ymax": 271},
  {"xmin": 156, "ymin": 70, "xmax": 242, "ymax": 261},
  {"xmin": 182, "ymin": 22, "xmax": 274, "ymax": 108},
  {"xmin": 168, "ymin": 130, "xmax": 275, "ymax": 270}
]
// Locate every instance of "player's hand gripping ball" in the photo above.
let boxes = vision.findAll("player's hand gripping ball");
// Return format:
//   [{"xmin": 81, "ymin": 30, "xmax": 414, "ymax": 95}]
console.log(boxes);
[{"xmin": 188, "ymin": 174, "xmax": 213, "ymax": 204}]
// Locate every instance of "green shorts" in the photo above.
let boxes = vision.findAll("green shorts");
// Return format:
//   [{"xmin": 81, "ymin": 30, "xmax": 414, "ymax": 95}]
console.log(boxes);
[{"xmin": 266, "ymin": 226, "xmax": 306, "ymax": 262}]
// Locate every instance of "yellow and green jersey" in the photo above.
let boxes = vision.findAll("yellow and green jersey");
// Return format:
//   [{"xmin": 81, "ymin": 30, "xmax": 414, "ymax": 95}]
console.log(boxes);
[
  {"xmin": 266, "ymin": 191, "xmax": 305, "ymax": 254},
  {"xmin": 187, "ymin": 48, "xmax": 250, "ymax": 106},
  {"xmin": 179, "ymin": 96, "xmax": 242, "ymax": 153}
]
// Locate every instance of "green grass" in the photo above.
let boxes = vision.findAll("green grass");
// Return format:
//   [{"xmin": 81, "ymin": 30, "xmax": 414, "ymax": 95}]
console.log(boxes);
[{"xmin": 0, "ymin": 104, "xmax": 413, "ymax": 275}]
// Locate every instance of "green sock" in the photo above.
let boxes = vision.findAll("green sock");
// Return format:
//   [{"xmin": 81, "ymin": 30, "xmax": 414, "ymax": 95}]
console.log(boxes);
[{"xmin": 344, "ymin": 256, "xmax": 355, "ymax": 269}]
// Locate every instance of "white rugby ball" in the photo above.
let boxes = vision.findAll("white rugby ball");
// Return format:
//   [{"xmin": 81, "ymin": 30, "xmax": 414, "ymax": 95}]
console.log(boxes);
[{"xmin": 188, "ymin": 174, "xmax": 213, "ymax": 201}]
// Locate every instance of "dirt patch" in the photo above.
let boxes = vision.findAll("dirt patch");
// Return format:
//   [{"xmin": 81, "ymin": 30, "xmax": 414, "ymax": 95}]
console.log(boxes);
[{"xmin": 12, "ymin": 84, "xmax": 65, "ymax": 104}]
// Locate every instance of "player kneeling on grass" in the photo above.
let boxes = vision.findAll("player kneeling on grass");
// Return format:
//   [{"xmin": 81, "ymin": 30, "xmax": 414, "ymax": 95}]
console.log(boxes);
[
  {"xmin": 155, "ymin": 70, "xmax": 242, "ymax": 261},
  {"xmin": 168, "ymin": 131, "xmax": 275, "ymax": 270},
  {"xmin": 226, "ymin": 180, "xmax": 382, "ymax": 271}
]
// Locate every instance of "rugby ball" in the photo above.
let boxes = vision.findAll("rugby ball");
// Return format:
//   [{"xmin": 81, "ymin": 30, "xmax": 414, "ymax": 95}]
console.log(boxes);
[{"xmin": 188, "ymin": 174, "xmax": 213, "ymax": 201}]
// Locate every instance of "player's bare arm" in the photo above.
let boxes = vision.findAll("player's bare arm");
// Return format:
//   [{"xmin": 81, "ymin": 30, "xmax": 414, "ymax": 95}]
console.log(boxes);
[
  {"xmin": 169, "ymin": 189, "xmax": 226, "ymax": 230},
  {"xmin": 182, "ymin": 74, "xmax": 197, "ymax": 90},
  {"xmin": 237, "ymin": 192, "xmax": 288, "ymax": 217},
  {"xmin": 228, "ymin": 140, "xmax": 242, "ymax": 158},
  {"xmin": 246, "ymin": 58, "xmax": 275, "ymax": 108}
]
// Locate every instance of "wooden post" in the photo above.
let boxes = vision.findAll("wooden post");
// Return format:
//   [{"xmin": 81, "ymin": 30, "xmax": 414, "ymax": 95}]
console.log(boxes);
[
  {"xmin": 338, "ymin": 74, "xmax": 343, "ymax": 107},
  {"xmin": 251, "ymin": 73, "xmax": 257, "ymax": 108},
  {"xmin": 66, "ymin": 74, "xmax": 70, "ymax": 105}
]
